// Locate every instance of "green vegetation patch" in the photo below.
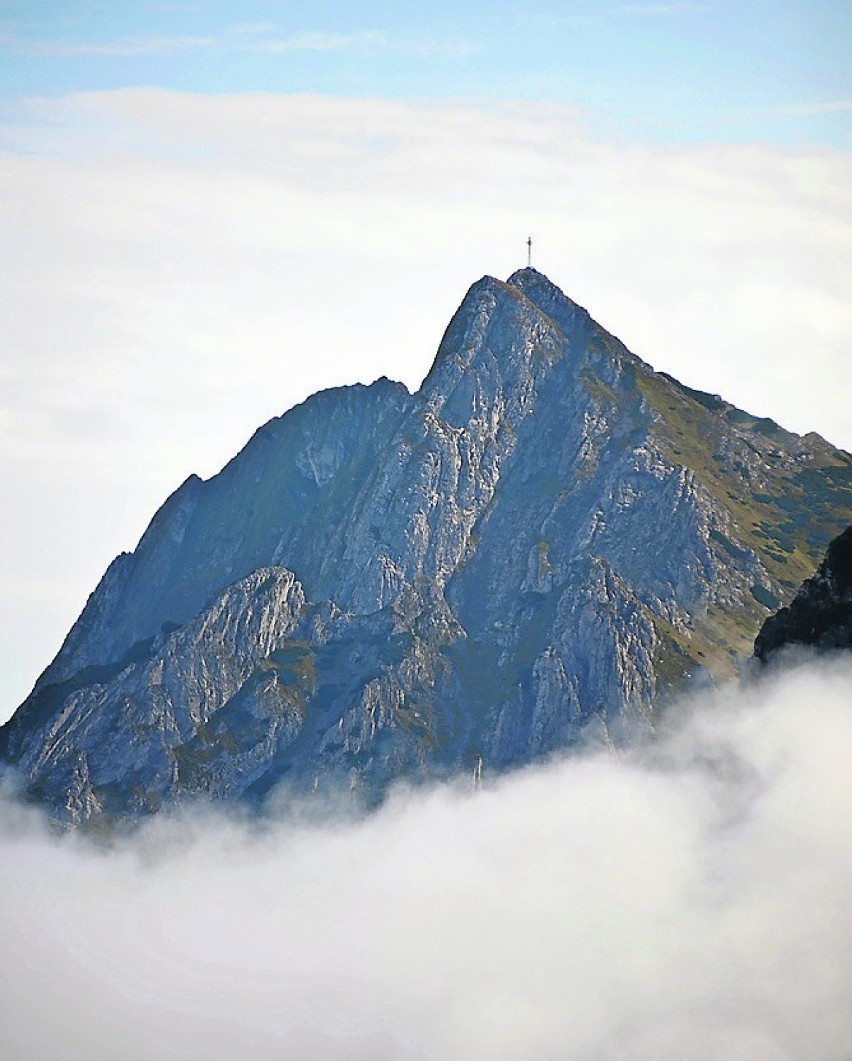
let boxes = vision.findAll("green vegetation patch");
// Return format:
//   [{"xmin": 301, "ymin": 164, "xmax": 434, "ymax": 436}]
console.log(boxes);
[
  {"xmin": 637, "ymin": 368, "xmax": 852, "ymax": 615},
  {"xmin": 648, "ymin": 614, "xmax": 702, "ymax": 698},
  {"xmin": 750, "ymin": 584, "xmax": 781, "ymax": 611},
  {"xmin": 264, "ymin": 641, "xmax": 317, "ymax": 686}
]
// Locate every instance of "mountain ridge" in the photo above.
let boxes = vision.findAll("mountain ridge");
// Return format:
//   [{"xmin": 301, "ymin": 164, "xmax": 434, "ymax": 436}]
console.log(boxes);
[{"xmin": 4, "ymin": 267, "xmax": 851, "ymax": 824}]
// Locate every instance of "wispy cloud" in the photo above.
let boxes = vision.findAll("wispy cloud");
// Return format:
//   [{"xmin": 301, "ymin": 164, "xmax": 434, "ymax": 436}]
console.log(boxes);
[
  {"xmin": 776, "ymin": 99, "xmax": 852, "ymax": 116},
  {"xmin": 0, "ymin": 23, "xmax": 385, "ymax": 60},
  {"xmin": 251, "ymin": 30, "xmax": 385, "ymax": 55},
  {"xmin": 7, "ymin": 34, "xmax": 215, "ymax": 57},
  {"xmin": 0, "ymin": 22, "xmax": 477, "ymax": 64}
]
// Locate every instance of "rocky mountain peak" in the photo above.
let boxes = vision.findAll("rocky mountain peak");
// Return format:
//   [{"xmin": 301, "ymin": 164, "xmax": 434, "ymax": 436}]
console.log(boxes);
[
  {"xmin": 507, "ymin": 265, "xmax": 575, "ymax": 305},
  {"xmin": 3, "ymin": 268, "xmax": 851, "ymax": 826},
  {"xmin": 506, "ymin": 267, "xmax": 596, "ymax": 338}
]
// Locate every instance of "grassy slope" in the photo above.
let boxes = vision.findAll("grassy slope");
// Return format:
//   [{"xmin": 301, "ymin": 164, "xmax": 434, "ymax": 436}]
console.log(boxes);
[{"xmin": 636, "ymin": 369, "xmax": 852, "ymax": 678}]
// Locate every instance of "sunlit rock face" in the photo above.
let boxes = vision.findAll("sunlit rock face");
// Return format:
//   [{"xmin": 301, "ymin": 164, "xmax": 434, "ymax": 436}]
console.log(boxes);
[
  {"xmin": 4, "ymin": 269, "xmax": 852, "ymax": 824},
  {"xmin": 755, "ymin": 524, "xmax": 852, "ymax": 661}
]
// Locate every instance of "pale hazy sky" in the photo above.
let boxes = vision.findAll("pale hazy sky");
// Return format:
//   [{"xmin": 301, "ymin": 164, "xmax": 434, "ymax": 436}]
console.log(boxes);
[{"xmin": 1, "ymin": 2, "xmax": 851, "ymax": 718}]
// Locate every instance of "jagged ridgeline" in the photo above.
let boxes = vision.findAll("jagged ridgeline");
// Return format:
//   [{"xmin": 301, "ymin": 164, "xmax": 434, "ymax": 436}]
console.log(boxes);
[{"xmin": 4, "ymin": 269, "xmax": 851, "ymax": 824}]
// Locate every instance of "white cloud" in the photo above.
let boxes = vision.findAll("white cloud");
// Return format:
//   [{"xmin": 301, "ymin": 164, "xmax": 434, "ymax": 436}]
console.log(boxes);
[
  {"xmin": 0, "ymin": 23, "xmax": 387, "ymax": 59},
  {"xmin": 776, "ymin": 99, "xmax": 852, "ymax": 116},
  {"xmin": 1, "ymin": 89, "xmax": 851, "ymax": 719},
  {"xmin": 1, "ymin": 656, "xmax": 850, "ymax": 1059}
]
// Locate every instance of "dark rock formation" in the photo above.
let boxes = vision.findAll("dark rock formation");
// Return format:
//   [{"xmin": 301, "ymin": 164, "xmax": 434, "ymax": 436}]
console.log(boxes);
[{"xmin": 755, "ymin": 525, "xmax": 852, "ymax": 661}]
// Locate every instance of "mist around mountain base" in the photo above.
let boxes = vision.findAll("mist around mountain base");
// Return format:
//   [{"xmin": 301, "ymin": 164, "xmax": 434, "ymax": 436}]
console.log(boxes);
[{"xmin": 1, "ymin": 652, "xmax": 849, "ymax": 1061}]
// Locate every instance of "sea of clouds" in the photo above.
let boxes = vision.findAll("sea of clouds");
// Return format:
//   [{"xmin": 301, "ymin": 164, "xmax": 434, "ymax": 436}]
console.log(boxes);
[{"xmin": 1, "ymin": 652, "xmax": 850, "ymax": 1060}]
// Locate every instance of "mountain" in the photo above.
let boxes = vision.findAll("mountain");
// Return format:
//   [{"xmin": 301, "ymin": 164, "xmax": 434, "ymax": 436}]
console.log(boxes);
[
  {"xmin": 755, "ymin": 524, "xmax": 852, "ymax": 660},
  {"xmin": 3, "ymin": 268, "xmax": 851, "ymax": 825}
]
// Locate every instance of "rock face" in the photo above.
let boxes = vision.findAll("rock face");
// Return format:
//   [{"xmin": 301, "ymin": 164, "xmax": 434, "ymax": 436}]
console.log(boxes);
[
  {"xmin": 755, "ymin": 525, "xmax": 852, "ymax": 660},
  {"xmin": 3, "ymin": 268, "xmax": 852, "ymax": 824}
]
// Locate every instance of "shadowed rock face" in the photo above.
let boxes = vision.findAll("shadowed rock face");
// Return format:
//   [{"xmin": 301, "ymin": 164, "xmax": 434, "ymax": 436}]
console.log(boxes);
[
  {"xmin": 3, "ymin": 268, "xmax": 852, "ymax": 825},
  {"xmin": 755, "ymin": 525, "xmax": 852, "ymax": 661}
]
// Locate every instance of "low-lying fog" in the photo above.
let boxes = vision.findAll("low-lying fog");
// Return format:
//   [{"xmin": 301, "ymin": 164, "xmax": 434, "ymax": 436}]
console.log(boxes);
[{"xmin": 2, "ymin": 654, "xmax": 850, "ymax": 1060}]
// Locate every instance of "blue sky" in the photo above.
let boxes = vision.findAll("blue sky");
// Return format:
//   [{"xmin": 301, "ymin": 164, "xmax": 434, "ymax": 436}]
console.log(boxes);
[{"xmin": 2, "ymin": 1, "xmax": 851, "ymax": 147}]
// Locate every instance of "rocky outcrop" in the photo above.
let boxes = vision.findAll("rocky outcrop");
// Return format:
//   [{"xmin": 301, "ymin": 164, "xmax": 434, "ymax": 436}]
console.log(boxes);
[
  {"xmin": 3, "ymin": 268, "xmax": 852, "ymax": 824},
  {"xmin": 755, "ymin": 525, "xmax": 852, "ymax": 661}
]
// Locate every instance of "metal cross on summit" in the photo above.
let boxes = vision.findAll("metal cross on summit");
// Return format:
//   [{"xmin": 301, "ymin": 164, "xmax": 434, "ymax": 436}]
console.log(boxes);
[{"xmin": 527, "ymin": 236, "xmax": 532, "ymax": 268}]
